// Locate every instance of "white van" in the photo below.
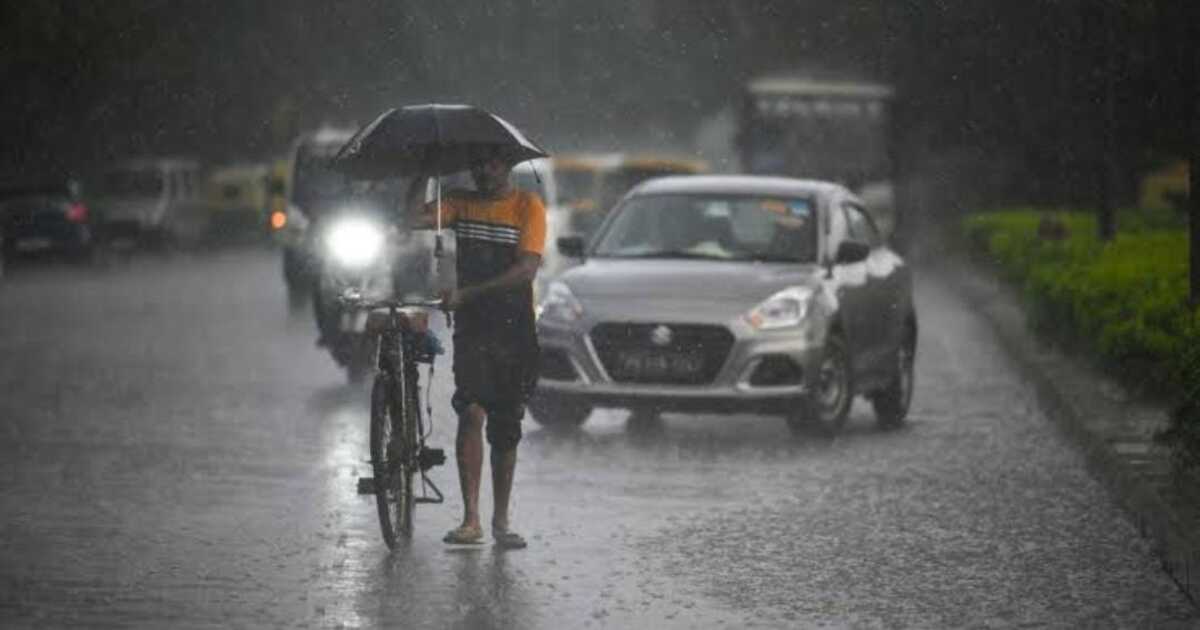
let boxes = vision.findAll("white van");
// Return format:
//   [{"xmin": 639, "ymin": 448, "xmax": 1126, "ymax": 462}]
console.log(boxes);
[{"xmin": 94, "ymin": 158, "xmax": 205, "ymax": 246}]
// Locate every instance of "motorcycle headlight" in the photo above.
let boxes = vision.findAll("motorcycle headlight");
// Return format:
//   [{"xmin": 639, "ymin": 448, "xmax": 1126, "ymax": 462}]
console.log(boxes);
[
  {"xmin": 538, "ymin": 281, "xmax": 584, "ymax": 323},
  {"xmin": 744, "ymin": 287, "xmax": 815, "ymax": 331},
  {"xmin": 326, "ymin": 218, "xmax": 385, "ymax": 269}
]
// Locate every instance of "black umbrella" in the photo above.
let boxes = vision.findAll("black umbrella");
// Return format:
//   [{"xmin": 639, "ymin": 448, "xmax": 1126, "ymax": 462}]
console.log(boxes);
[
  {"xmin": 333, "ymin": 104, "xmax": 548, "ymax": 262},
  {"xmin": 332, "ymin": 104, "xmax": 548, "ymax": 180}
]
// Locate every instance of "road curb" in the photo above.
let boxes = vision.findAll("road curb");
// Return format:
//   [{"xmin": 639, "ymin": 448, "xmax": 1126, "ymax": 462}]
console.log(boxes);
[{"xmin": 933, "ymin": 258, "xmax": 1200, "ymax": 607}]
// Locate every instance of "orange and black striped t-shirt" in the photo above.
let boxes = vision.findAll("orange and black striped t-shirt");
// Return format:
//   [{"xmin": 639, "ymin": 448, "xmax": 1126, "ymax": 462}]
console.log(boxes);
[{"xmin": 428, "ymin": 190, "xmax": 546, "ymax": 336}]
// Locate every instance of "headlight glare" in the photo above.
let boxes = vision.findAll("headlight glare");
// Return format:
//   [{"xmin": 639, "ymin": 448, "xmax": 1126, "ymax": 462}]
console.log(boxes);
[{"xmin": 326, "ymin": 218, "xmax": 384, "ymax": 269}]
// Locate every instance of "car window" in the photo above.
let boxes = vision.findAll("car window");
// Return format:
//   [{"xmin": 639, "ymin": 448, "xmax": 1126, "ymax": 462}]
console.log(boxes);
[
  {"xmin": 843, "ymin": 202, "xmax": 881, "ymax": 247},
  {"xmin": 100, "ymin": 168, "xmax": 163, "ymax": 197},
  {"xmin": 827, "ymin": 199, "xmax": 849, "ymax": 257},
  {"xmin": 1, "ymin": 195, "xmax": 69, "ymax": 213},
  {"xmin": 592, "ymin": 193, "xmax": 818, "ymax": 263}
]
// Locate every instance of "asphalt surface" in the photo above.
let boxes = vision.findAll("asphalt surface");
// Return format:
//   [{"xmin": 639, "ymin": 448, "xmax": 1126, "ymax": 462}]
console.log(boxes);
[{"xmin": 0, "ymin": 248, "xmax": 1197, "ymax": 629}]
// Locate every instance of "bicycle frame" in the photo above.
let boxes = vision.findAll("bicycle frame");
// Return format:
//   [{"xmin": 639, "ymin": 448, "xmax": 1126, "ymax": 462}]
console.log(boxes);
[
  {"xmin": 342, "ymin": 290, "xmax": 450, "ymax": 541},
  {"xmin": 374, "ymin": 302, "xmax": 446, "ymax": 506}
]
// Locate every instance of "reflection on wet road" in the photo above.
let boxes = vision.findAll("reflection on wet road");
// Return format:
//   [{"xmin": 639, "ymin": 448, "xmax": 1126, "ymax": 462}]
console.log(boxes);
[{"xmin": 0, "ymin": 250, "xmax": 1196, "ymax": 628}]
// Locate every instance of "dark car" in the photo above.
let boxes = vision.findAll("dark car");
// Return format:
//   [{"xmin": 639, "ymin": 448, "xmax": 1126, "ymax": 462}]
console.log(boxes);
[
  {"xmin": 0, "ymin": 179, "xmax": 99, "ymax": 266},
  {"xmin": 532, "ymin": 175, "xmax": 917, "ymax": 435}
]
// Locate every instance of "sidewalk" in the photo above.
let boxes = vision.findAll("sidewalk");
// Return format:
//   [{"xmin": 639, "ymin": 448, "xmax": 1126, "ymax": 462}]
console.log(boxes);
[{"xmin": 932, "ymin": 255, "xmax": 1200, "ymax": 606}]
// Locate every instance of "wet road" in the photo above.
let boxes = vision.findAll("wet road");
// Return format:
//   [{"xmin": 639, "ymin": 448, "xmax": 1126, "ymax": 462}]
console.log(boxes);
[{"xmin": 0, "ymin": 249, "xmax": 1196, "ymax": 629}]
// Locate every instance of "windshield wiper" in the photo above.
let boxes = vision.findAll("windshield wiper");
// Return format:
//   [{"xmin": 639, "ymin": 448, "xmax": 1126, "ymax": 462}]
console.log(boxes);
[
  {"xmin": 736, "ymin": 253, "xmax": 809, "ymax": 263},
  {"xmin": 598, "ymin": 250, "xmax": 733, "ymax": 261}
]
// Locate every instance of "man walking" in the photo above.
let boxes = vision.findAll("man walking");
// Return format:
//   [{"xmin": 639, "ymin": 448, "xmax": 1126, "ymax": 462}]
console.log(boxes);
[{"xmin": 409, "ymin": 149, "xmax": 545, "ymax": 548}]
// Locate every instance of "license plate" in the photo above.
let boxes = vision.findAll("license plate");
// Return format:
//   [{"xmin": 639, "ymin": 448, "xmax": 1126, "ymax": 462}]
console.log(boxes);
[
  {"xmin": 15, "ymin": 237, "xmax": 52, "ymax": 252},
  {"xmin": 616, "ymin": 350, "xmax": 704, "ymax": 378}
]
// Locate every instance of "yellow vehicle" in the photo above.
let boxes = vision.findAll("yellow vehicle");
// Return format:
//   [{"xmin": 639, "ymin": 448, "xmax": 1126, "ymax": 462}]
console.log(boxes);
[
  {"xmin": 595, "ymin": 155, "xmax": 709, "ymax": 215},
  {"xmin": 204, "ymin": 163, "xmax": 272, "ymax": 240},
  {"xmin": 551, "ymin": 153, "xmax": 622, "ymax": 212},
  {"xmin": 1139, "ymin": 160, "xmax": 1189, "ymax": 211}
]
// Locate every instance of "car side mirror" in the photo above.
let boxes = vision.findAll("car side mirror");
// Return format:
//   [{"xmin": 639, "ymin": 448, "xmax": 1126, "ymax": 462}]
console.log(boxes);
[
  {"xmin": 557, "ymin": 235, "xmax": 586, "ymax": 258},
  {"xmin": 835, "ymin": 240, "xmax": 870, "ymax": 265}
]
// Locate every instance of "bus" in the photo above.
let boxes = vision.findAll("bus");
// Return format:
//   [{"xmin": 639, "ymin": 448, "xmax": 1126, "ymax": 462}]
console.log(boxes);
[
  {"xmin": 737, "ymin": 75, "xmax": 897, "ymax": 237},
  {"xmin": 738, "ymin": 75, "xmax": 893, "ymax": 183}
]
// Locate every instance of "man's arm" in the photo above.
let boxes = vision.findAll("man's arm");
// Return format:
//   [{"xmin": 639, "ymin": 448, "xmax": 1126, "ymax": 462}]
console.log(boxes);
[{"xmin": 443, "ymin": 252, "xmax": 541, "ymax": 310}]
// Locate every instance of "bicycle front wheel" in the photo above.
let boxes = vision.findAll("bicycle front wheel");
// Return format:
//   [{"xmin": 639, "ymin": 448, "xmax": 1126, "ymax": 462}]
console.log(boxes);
[{"xmin": 370, "ymin": 372, "xmax": 416, "ymax": 548}]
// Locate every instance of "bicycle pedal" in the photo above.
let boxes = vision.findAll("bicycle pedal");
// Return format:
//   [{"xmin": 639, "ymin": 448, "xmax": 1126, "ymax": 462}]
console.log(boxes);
[
  {"xmin": 419, "ymin": 447, "xmax": 446, "ymax": 471},
  {"xmin": 356, "ymin": 477, "xmax": 375, "ymax": 495},
  {"xmin": 415, "ymin": 496, "xmax": 443, "ymax": 504}
]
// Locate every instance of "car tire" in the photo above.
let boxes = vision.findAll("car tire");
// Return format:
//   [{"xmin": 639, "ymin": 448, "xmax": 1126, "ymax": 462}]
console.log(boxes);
[
  {"xmin": 527, "ymin": 393, "xmax": 591, "ymax": 430},
  {"xmin": 872, "ymin": 334, "xmax": 915, "ymax": 429},
  {"xmin": 282, "ymin": 250, "xmax": 310, "ymax": 311},
  {"xmin": 787, "ymin": 333, "xmax": 853, "ymax": 437}
]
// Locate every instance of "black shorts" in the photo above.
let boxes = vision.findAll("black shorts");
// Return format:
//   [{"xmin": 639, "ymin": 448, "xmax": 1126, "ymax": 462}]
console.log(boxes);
[{"xmin": 451, "ymin": 333, "xmax": 538, "ymax": 448}]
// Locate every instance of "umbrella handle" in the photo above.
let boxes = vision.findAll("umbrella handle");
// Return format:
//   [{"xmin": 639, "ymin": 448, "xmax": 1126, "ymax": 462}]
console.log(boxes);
[{"xmin": 435, "ymin": 176, "xmax": 444, "ymax": 257}]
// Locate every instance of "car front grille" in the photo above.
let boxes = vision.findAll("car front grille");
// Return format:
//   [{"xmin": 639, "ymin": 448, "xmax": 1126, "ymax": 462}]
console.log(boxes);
[{"xmin": 590, "ymin": 323, "xmax": 734, "ymax": 385}]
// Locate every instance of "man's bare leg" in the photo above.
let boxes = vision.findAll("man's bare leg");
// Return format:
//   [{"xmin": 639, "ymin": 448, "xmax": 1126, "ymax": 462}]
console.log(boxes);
[
  {"xmin": 490, "ymin": 446, "xmax": 517, "ymax": 531},
  {"xmin": 455, "ymin": 403, "xmax": 486, "ymax": 530}
]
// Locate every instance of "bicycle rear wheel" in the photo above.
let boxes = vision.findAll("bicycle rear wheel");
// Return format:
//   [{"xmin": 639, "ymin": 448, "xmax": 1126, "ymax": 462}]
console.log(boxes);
[{"xmin": 370, "ymin": 372, "xmax": 416, "ymax": 548}]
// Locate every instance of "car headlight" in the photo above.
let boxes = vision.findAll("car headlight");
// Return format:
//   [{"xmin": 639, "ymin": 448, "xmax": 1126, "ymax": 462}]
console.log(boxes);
[
  {"xmin": 326, "ymin": 218, "xmax": 385, "ymax": 269},
  {"xmin": 744, "ymin": 287, "xmax": 815, "ymax": 330},
  {"xmin": 538, "ymin": 281, "xmax": 584, "ymax": 322}
]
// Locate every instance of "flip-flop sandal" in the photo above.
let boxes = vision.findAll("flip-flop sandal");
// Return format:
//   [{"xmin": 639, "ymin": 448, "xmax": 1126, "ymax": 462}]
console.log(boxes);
[
  {"xmin": 443, "ymin": 525, "xmax": 484, "ymax": 545},
  {"xmin": 492, "ymin": 527, "xmax": 527, "ymax": 550}
]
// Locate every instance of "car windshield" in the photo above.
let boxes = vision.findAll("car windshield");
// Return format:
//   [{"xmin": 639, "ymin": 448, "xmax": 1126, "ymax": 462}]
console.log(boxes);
[
  {"xmin": 293, "ymin": 145, "xmax": 351, "ymax": 205},
  {"xmin": 1, "ymin": 195, "xmax": 67, "ymax": 213},
  {"xmin": 100, "ymin": 169, "xmax": 162, "ymax": 197},
  {"xmin": 592, "ymin": 193, "xmax": 818, "ymax": 263}
]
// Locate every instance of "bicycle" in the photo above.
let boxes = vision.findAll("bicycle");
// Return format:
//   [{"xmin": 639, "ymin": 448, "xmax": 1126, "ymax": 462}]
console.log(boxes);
[{"xmin": 340, "ymin": 290, "xmax": 450, "ymax": 548}]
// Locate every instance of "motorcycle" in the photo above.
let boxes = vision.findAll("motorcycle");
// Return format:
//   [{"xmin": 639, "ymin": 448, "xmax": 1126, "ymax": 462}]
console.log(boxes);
[{"xmin": 314, "ymin": 211, "xmax": 400, "ymax": 383}]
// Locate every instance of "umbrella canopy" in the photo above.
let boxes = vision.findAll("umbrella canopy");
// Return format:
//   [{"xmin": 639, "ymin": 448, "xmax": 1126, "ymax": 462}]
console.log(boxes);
[{"xmin": 332, "ymin": 104, "xmax": 549, "ymax": 180}]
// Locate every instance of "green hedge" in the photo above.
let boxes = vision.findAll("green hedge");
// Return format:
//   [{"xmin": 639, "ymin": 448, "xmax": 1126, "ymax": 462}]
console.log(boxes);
[{"xmin": 962, "ymin": 208, "xmax": 1200, "ymax": 471}]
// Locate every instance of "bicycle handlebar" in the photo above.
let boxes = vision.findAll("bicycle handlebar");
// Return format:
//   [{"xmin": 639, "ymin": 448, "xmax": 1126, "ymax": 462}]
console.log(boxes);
[{"xmin": 337, "ymin": 291, "xmax": 444, "ymax": 311}]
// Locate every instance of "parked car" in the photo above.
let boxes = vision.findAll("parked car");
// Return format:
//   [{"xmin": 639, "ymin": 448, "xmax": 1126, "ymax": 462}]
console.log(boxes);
[
  {"xmin": 0, "ymin": 178, "xmax": 100, "ymax": 266},
  {"xmin": 91, "ymin": 158, "xmax": 207, "ymax": 249},
  {"xmin": 532, "ymin": 175, "xmax": 917, "ymax": 435}
]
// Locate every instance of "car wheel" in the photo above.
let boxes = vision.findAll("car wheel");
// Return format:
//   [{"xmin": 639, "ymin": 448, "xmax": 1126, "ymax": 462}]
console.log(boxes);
[
  {"xmin": 872, "ymin": 335, "xmax": 915, "ymax": 429},
  {"xmin": 787, "ymin": 334, "xmax": 853, "ymax": 437},
  {"xmin": 282, "ymin": 251, "xmax": 310, "ymax": 311},
  {"xmin": 527, "ymin": 393, "xmax": 591, "ymax": 430}
]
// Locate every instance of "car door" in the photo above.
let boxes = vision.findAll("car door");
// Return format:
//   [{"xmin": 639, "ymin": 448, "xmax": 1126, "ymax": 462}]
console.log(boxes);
[
  {"xmin": 843, "ymin": 201, "xmax": 893, "ymax": 373},
  {"xmin": 824, "ymin": 197, "xmax": 874, "ymax": 377}
]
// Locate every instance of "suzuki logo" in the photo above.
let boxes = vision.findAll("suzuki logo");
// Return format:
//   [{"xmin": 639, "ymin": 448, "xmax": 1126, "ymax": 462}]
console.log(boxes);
[{"xmin": 650, "ymin": 325, "xmax": 673, "ymax": 347}]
